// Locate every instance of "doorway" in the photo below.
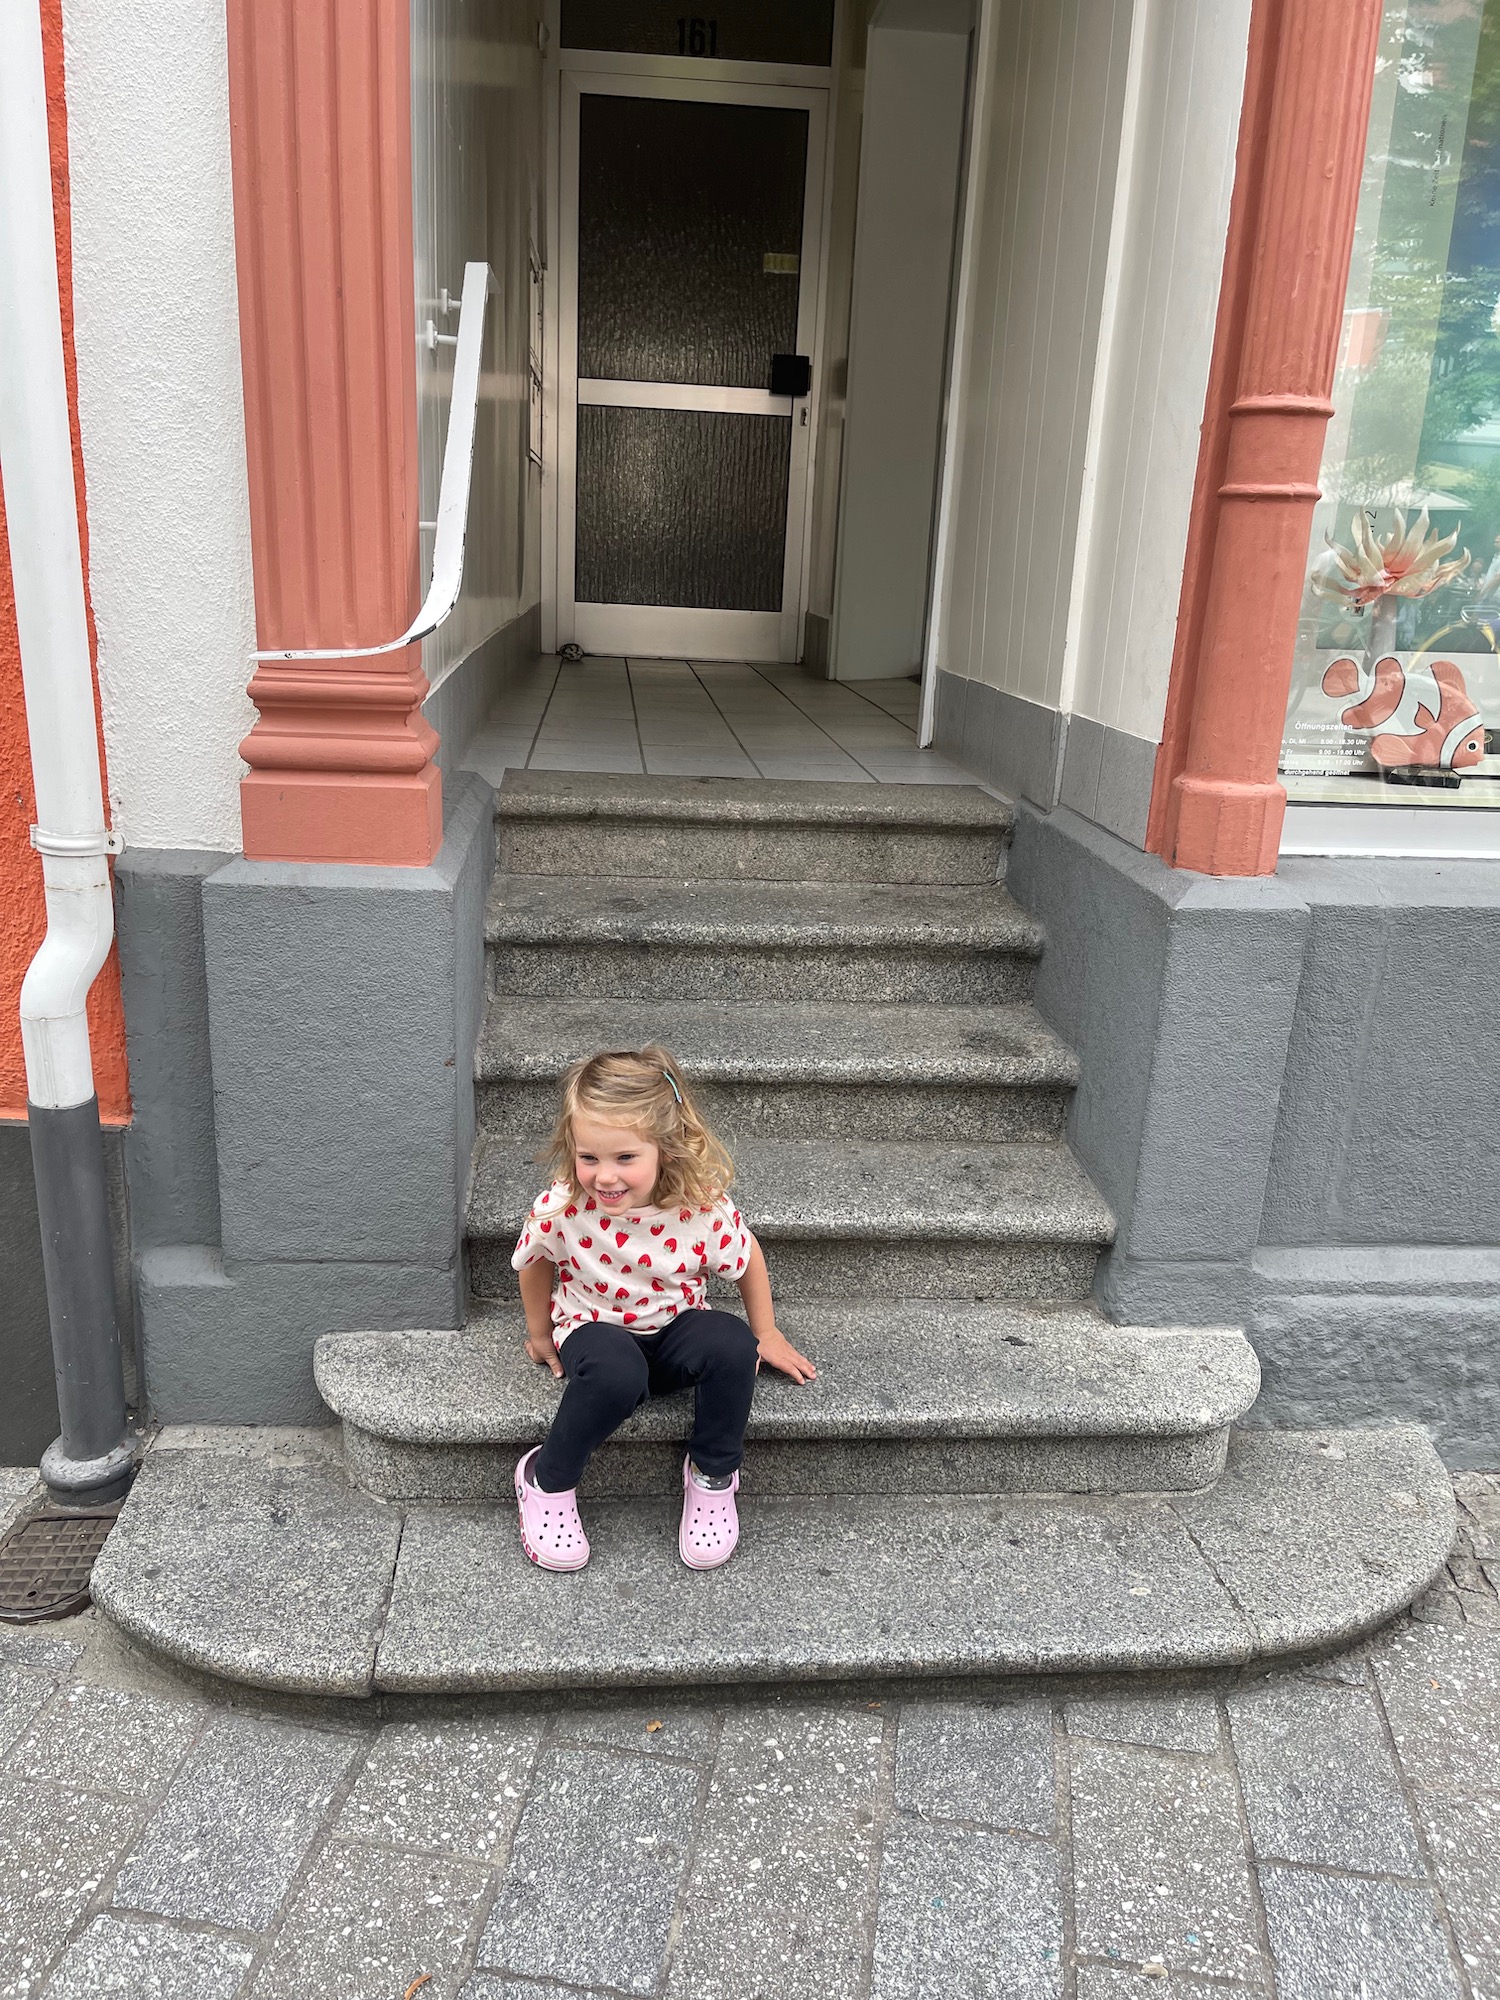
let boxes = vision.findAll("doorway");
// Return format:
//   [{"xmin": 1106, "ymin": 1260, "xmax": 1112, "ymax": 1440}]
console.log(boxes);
[{"xmin": 553, "ymin": 71, "xmax": 828, "ymax": 662}]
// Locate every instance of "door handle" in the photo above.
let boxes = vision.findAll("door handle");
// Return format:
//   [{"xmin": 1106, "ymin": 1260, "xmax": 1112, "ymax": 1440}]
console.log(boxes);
[{"xmin": 770, "ymin": 354, "xmax": 812, "ymax": 398}]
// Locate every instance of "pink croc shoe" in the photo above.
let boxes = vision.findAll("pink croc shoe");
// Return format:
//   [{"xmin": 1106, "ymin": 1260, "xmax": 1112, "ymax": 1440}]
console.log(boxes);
[
  {"xmin": 679, "ymin": 1455, "xmax": 740, "ymax": 1570},
  {"xmin": 514, "ymin": 1449, "xmax": 590, "ymax": 1571}
]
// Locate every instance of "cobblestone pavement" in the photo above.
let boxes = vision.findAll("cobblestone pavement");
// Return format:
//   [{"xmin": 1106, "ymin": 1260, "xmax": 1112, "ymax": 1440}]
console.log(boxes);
[{"xmin": 0, "ymin": 1473, "xmax": 1497, "ymax": 2000}]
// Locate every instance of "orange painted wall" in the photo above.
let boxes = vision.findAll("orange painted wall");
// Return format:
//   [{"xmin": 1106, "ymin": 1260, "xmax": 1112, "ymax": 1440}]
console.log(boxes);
[{"xmin": 0, "ymin": 0, "xmax": 129, "ymax": 1124}]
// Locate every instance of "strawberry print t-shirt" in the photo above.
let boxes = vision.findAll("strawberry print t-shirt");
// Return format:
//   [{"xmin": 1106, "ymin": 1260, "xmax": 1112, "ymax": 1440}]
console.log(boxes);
[{"xmin": 511, "ymin": 1180, "xmax": 753, "ymax": 1343}]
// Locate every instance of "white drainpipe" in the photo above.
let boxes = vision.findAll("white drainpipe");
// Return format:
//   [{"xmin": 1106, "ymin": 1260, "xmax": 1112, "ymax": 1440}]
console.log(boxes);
[{"xmin": 0, "ymin": 0, "xmax": 133, "ymax": 1503}]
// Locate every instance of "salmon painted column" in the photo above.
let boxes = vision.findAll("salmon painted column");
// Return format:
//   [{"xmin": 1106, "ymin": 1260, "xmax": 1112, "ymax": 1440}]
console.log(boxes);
[
  {"xmin": 226, "ymin": 0, "xmax": 440, "ymax": 866},
  {"xmin": 1148, "ymin": 0, "xmax": 1384, "ymax": 876}
]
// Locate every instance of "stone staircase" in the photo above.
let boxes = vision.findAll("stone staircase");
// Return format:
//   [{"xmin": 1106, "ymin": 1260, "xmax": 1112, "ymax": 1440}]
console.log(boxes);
[{"xmin": 92, "ymin": 772, "xmax": 1455, "ymax": 1698}]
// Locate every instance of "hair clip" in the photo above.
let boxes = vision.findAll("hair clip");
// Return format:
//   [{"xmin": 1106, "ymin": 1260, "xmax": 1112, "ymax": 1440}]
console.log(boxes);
[{"xmin": 662, "ymin": 1067, "xmax": 683, "ymax": 1104}]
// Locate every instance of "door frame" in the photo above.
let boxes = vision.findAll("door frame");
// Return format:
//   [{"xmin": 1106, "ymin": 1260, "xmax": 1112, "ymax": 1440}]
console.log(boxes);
[{"xmin": 543, "ymin": 48, "xmax": 832, "ymax": 663}]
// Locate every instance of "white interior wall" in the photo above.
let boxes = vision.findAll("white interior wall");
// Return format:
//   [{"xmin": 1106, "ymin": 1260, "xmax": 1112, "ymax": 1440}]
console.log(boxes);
[
  {"xmin": 1064, "ymin": 0, "xmax": 1253, "ymax": 744},
  {"xmin": 939, "ymin": 0, "xmax": 1134, "ymax": 711},
  {"xmin": 61, "ymin": 0, "xmax": 256, "ymax": 853},
  {"xmin": 829, "ymin": 12, "xmax": 969, "ymax": 680},
  {"xmin": 412, "ymin": 2, "xmax": 545, "ymax": 700}
]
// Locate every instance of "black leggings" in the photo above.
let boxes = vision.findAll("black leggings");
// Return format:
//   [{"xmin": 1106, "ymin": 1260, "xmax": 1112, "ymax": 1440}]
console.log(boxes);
[{"xmin": 532, "ymin": 1309, "xmax": 758, "ymax": 1491}]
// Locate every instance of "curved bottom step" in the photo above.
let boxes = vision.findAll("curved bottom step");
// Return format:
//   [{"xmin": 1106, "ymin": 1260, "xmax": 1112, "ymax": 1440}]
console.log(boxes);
[{"xmin": 91, "ymin": 1427, "xmax": 1455, "ymax": 1699}]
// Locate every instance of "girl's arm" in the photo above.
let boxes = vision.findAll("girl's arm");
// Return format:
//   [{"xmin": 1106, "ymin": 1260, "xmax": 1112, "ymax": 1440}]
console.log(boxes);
[
  {"xmin": 518, "ymin": 1261, "xmax": 563, "ymax": 1378},
  {"xmin": 736, "ymin": 1237, "xmax": 816, "ymax": 1384}
]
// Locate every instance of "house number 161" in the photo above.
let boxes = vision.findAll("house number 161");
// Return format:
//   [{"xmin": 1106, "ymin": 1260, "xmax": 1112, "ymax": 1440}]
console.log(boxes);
[{"xmin": 676, "ymin": 17, "xmax": 720, "ymax": 55}]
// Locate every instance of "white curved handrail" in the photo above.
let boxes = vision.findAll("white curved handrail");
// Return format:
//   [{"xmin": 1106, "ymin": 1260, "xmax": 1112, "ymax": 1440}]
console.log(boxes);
[{"xmin": 253, "ymin": 260, "xmax": 497, "ymax": 662}]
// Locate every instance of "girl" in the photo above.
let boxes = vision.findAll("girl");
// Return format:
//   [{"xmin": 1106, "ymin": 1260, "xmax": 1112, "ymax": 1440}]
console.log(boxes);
[{"xmin": 511, "ymin": 1045, "xmax": 815, "ymax": 1573}]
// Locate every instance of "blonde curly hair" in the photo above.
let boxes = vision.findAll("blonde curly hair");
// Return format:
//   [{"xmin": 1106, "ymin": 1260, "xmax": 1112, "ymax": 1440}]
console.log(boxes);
[{"xmin": 541, "ymin": 1045, "xmax": 734, "ymax": 1211}]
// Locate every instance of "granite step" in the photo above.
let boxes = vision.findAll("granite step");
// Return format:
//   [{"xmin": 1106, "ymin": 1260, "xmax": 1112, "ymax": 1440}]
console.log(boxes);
[
  {"xmin": 496, "ymin": 770, "xmax": 1012, "ymax": 885},
  {"xmin": 91, "ymin": 1426, "xmax": 1457, "ymax": 1697},
  {"xmin": 465, "ymin": 1135, "xmax": 1116, "ymax": 1302},
  {"xmin": 484, "ymin": 875, "xmax": 1043, "ymax": 1005},
  {"xmin": 314, "ymin": 1303, "xmax": 1261, "ymax": 1500},
  {"xmin": 476, "ymin": 996, "xmax": 1079, "ymax": 1143}
]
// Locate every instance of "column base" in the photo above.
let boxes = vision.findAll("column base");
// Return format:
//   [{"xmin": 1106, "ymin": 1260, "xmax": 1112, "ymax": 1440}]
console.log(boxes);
[
  {"xmin": 41, "ymin": 1437, "xmax": 136, "ymax": 1506},
  {"xmin": 240, "ymin": 767, "xmax": 443, "ymax": 866},
  {"xmin": 1166, "ymin": 773, "xmax": 1285, "ymax": 876}
]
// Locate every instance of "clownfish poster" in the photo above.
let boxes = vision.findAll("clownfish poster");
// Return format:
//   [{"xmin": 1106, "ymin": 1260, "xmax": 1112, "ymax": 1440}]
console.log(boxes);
[{"xmin": 1319, "ymin": 653, "xmax": 1487, "ymax": 775}]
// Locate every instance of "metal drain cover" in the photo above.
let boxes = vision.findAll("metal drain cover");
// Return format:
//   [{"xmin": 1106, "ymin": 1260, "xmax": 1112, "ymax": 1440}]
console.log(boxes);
[{"xmin": 0, "ymin": 1507, "xmax": 120, "ymax": 1624}]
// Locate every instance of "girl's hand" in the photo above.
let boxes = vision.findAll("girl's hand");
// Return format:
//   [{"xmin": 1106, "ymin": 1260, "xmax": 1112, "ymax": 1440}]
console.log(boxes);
[
  {"xmin": 756, "ymin": 1327, "xmax": 817, "ymax": 1384},
  {"xmin": 524, "ymin": 1326, "xmax": 564, "ymax": 1378}
]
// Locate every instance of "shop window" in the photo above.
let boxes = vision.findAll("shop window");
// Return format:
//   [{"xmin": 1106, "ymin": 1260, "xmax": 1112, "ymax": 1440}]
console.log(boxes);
[{"xmin": 1281, "ymin": 0, "xmax": 1500, "ymax": 809}]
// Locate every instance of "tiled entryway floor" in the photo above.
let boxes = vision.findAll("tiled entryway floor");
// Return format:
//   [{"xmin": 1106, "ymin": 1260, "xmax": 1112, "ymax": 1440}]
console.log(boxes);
[{"xmin": 463, "ymin": 657, "xmax": 976, "ymax": 786}]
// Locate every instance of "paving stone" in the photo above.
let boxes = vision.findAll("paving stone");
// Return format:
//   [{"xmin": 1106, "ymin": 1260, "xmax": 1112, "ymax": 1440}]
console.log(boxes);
[
  {"xmin": 871, "ymin": 1815, "xmax": 1062, "ymax": 1998},
  {"xmin": 0, "ymin": 1774, "xmax": 142, "ymax": 1999},
  {"xmin": 0, "ymin": 1469, "xmax": 39, "ymax": 1541},
  {"xmin": 458, "ymin": 1984, "xmax": 616, "ymax": 2000},
  {"xmin": 10, "ymin": 1684, "xmax": 201, "ymax": 1798},
  {"xmin": 553, "ymin": 1702, "xmax": 720, "ymax": 1762},
  {"xmin": 1258, "ymin": 1865, "xmax": 1463, "ymax": 2000},
  {"xmin": 1066, "ymin": 1692, "xmax": 1221, "ymax": 1755},
  {"xmin": 338, "ymin": 1718, "xmax": 540, "ymax": 1862},
  {"xmin": 1412, "ymin": 1577, "xmax": 1468, "ymax": 1627},
  {"xmin": 43, "ymin": 1913, "xmax": 253, "ymax": 2000},
  {"xmin": 477, "ymin": 1742, "xmax": 699, "ymax": 1994},
  {"xmin": 0, "ymin": 1630, "xmax": 80, "ymax": 1675},
  {"xmin": 1298, "ymin": 1647, "xmax": 1370, "ymax": 1686},
  {"xmin": 1169, "ymin": 1429, "xmax": 1455, "ymax": 1654},
  {"xmin": 1415, "ymin": 1788, "xmax": 1500, "ymax": 1996},
  {"xmin": 1074, "ymin": 1970, "xmax": 1249, "ymax": 1998},
  {"xmin": 1069, "ymin": 1739, "xmax": 1263, "ymax": 1983},
  {"xmin": 667, "ymin": 1706, "xmax": 886, "ymax": 2000},
  {"xmin": 0, "ymin": 1667, "xmax": 62, "ymax": 1759},
  {"xmin": 112, "ymin": 1711, "xmax": 362, "ymax": 1929},
  {"xmin": 894, "ymin": 1698, "xmax": 1055, "ymax": 1832},
  {"xmin": 250, "ymin": 1838, "xmax": 491, "ymax": 2000},
  {"xmin": 1370, "ymin": 1621, "xmax": 1500, "ymax": 1795},
  {"xmin": 1226, "ymin": 1679, "xmax": 1422, "ymax": 1874}
]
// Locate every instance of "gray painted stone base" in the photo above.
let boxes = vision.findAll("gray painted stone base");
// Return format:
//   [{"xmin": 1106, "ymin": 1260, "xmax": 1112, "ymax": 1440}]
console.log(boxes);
[
  {"xmin": 1007, "ymin": 802, "xmax": 1500, "ymax": 1466},
  {"xmin": 204, "ymin": 770, "xmax": 492, "ymax": 1268},
  {"xmin": 342, "ymin": 1422, "xmax": 1229, "ymax": 1500},
  {"xmin": 122, "ymin": 773, "xmax": 494, "ymax": 1428},
  {"xmin": 139, "ymin": 1248, "xmax": 463, "ymax": 1426},
  {"xmin": 1243, "ymin": 1248, "xmax": 1500, "ymax": 1471},
  {"xmin": 90, "ymin": 1426, "xmax": 1455, "ymax": 1696}
]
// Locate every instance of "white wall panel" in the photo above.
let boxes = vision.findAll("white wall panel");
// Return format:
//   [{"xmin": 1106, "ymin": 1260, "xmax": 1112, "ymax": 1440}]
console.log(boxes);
[
  {"xmin": 1066, "ymin": 0, "xmax": 1252, "ymax": 743},
  {"xmin": 941, "ymin": 0, "xmax": 1132, "ymax": 709},
  {"xmin": 937, "ymin": 0, "xmax": 1249, "ymax": 752},
  {"xmin": 412, "ymin": 2, "xmax": 545, "ymax": 696}
]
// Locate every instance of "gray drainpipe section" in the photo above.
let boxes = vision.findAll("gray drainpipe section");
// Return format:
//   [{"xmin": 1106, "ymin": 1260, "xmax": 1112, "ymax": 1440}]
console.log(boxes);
[{"xmin": 0, "ymin": 2, "xmax": 132, "ymax": 1505}]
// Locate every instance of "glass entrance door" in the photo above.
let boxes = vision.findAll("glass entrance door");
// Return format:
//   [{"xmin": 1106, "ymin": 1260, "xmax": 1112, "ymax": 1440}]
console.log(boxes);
[{"xmin": 557, "ymin": 74, "xmax": 826, "ymax": 661}]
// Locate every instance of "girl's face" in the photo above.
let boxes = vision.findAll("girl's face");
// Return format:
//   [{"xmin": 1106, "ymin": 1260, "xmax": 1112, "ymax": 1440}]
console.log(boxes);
[{"xmin": 571, "ymin": 1114, "xmax": 661, "ymax": 1212}]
